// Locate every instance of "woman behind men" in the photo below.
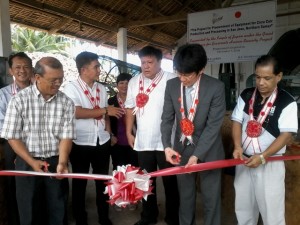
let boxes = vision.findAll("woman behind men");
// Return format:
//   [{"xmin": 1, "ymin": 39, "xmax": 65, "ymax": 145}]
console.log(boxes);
[
  {"xmin": 108, "ymin": 73, "xmax": 138, "ymax": 170},
  {"xmin": 108, "ymin": 73, "xmax": 138, "ymax": 212}
]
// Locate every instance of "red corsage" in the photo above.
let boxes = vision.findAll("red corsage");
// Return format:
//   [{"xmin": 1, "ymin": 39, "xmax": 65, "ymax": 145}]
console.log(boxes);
[
  {"xmin": 136, "ymin": 93, "xmax": 149, "ymax": 108},
  {"xmin": 246, "ymin": 120, "xmax": 262, "ymax": 137},
  {"xmin": 180, "ymin": 118, "xmax": 194, "ymax": 136}
]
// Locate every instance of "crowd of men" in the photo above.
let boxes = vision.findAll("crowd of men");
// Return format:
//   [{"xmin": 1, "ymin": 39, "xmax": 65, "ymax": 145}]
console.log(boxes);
[{"xmin": 0, "ymin": 44, "xmax": 298, "ymax": 225}]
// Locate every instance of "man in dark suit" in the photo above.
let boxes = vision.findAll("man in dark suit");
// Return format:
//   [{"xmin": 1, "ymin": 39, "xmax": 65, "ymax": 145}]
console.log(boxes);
[{"xmin": 161, "ymin": 43, "xmax": 226, "ymax": 225}]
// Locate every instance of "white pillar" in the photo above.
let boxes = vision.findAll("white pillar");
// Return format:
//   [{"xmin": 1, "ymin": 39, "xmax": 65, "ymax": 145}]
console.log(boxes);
[
  {"xmin": 117, "ymin": 28, "xmax": 127, "ymax": 62},
  {"xmin": 0, "ymin": 0, "xmax": 12, "ymax": 57},
  {"xmin": 0, "ymin": 0, "xmax": 12, "ymax": 86}
]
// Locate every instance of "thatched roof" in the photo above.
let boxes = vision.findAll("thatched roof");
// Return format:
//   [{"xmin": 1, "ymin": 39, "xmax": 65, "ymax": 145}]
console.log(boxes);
[{"xmin": 9, "ymin": 0, "xmax": 295, "ymax": 58}]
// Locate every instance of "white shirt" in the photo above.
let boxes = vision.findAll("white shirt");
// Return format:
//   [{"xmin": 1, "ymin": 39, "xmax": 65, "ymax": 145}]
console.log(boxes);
[
  {"xmin": 63, "ymin": 79, "xmax": 109, "ymax": 146},
  {"xmin": 125, "ymin": 70, "xmax": 176, "ymax": 151}
]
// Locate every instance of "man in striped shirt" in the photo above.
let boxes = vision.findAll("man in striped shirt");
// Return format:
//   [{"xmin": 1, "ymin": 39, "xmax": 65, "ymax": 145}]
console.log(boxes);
[{"xmin": 1, "ymin": 57, "xmax": 75, "ymax": 225}]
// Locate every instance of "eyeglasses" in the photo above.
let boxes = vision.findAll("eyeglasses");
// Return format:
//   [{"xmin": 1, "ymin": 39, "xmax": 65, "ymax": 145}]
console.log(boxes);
[
  {"xmin": 39, "ymin": 76, "xmax": 64, "ymax": 85},
  {"xmin": 176, "ymin": 71, "xmax": 197, "ymax": 78}
]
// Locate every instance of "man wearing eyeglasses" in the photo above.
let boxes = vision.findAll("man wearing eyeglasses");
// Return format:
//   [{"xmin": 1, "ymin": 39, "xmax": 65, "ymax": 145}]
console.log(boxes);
[
  {"xmin": 0, "ymin": 52, "xmax": 33, "ymax": 225},
  {"xmin": 161, "ymin": 44, "xmax": 226, "ymax": 225},
  {"xmin": 1, "ymin": 57, "xmax": 75, "ymax": 225}
]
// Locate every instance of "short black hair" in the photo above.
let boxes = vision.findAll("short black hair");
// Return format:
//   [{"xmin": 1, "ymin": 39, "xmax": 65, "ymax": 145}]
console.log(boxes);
[
  {"xmin": 116, "ymin": 73, "xmax": 132, "ymax": 84},
  {"xmin": 173, "ymin": 44, "xmax": 207, "ymax": 74},
  {"xmin": 35, "ymin": 57, "xmax": 63, "ymax": 76},
  {"xmin": 138, "ymin": 46, "xmax": 162, "ymax": 61},
  {"xmin": 75, "ymin": 51, "xmax": 99, "ymax": 73},
  {"xmin": 8, "ymin": 52, "xmax": 32, "ymax": 68},
  {"xmin": 255, "ymin": 55, "xmax": 282, "ymax": 75}
]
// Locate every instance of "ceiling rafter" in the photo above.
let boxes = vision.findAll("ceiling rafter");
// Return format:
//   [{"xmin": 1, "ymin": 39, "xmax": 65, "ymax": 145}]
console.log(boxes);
[
  {"xmin": 95, "ymin": 32, "xmax": 115, "ymax": 46},
  {"xmin": 11, "ymin": 0, "xmax": 178, "ymax": 50},
  {"xmin": 127, "ymin": 0, "xmax": 200, "ymax": 51},
  {"xmin": 48, "ymin": 0, "xmax": 86, "ymax": 34},
  {"xmin": 123, "ymin": 14, "xmax": 187, "ymax": 28},
  {"xmin": 11, "ymin": 0, "xmax": 118, "ymax": 32},
  {"xmin": 124, "ymin": 0, "xmax": 150, "ymax": 20},
  {"xmin": 147, "ymin": 0, "xmax": 196, "ymax": 36}
]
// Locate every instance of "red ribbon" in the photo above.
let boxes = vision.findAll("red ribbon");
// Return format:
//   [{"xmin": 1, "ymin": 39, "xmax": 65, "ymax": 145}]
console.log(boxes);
[
  {"xmin": 1, "ymin": 155, "xmax": 300, "ymax": 179},
  {"xmin": 1, "ymin": 155, "xmax": 300, "ymax": 206},
  {"xmin": 150, "ymin": 155, "xmax": 300, "ymax": 177}
]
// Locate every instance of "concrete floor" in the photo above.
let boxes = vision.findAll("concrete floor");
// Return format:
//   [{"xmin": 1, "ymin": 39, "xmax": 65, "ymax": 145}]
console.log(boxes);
[
  {"xmin": 67, "ymin": 166, "xmax": 238, "ymax": 225},
  {"xmin": 67, "ymin": 177, "xmax": 179, "ymax": 225}
]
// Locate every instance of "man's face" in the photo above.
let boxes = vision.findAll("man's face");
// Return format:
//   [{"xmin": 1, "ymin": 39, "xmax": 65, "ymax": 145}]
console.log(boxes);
[
  {"xmin": 177, "ymin": 70, "xmax": 203, "ymax": 87},
  {"xmin": 9, "ymin": 56, "xmax": 33, "ymax": 84},
  {"xmin": 140, "ymin": 56, "xmax": 161, "ymax": 79},
  {"xmin": 36, "ymin": 66, "xmax": 64, "ymax": 97},
  {"xmin": 81, "ymin": 60, "xmax": 101, "ymax": 81},
  {"xmin": 117, "ymin": 80, "xmax": 129, "ymax": 95},
  {"xmin": 255, "ymin": 65, "xmax": 282, "ymax": 97}
]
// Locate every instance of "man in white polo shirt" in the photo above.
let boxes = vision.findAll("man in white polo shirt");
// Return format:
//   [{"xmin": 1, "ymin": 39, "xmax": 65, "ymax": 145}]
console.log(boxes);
[
  {"xmin": 63, "ymin": 51, "xmax": 123, "ymax": 225},
  {"xmin": 125, "ymin": 46, "xmax": 179, "ymax": 225}
]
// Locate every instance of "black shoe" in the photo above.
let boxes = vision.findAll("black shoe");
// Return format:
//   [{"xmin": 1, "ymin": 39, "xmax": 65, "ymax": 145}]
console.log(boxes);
[
  {"xmin": 165, "ymin": 218, "xmax": 179, "ymax": 225},
  {"xmin": 165, "ymin": 221, "xmax": 179, "ymax": 225},
  {"xmin": 98, "ymin": 218, "xmax": 113, "ymax": 225},
  {"xmin": 134, "ymin": 219, "xmax": 157, "ymax": 225}
]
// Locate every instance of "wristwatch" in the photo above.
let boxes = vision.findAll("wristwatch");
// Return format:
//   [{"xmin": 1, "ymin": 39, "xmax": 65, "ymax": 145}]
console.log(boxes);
[{"xmin": 260, "ymin": 154, "xmax": 266, "ymax": 164}]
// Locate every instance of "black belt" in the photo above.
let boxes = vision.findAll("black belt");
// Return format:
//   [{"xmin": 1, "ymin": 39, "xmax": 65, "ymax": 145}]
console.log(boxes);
[
  {"xmin": 243, "ymin": 153, "xmax": 252, "ymax": 158},
  {"xmin": 33, "ymin": 156, "xmax": 58, "ymax": 160},
  {"xmin": 243, "ymin": 153, "xmax": 281, "ymax": 158}
]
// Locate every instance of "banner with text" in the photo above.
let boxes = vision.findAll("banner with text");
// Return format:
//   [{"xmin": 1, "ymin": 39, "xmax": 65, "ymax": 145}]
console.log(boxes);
[{"xmin": 188, "ymin": 1, "xmax": 276, "ymax": 64}]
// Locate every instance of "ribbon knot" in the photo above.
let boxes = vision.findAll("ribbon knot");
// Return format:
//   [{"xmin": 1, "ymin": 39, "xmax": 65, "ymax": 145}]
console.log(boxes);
[{"xmin": 104, "ymin": 165, "xmax": 153, "ymax": 207}]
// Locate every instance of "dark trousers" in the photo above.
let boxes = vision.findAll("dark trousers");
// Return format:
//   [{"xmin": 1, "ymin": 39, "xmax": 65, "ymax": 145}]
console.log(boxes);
[
  {"xmin": 3, "ymin": 140, "xmax": 20, "ymax": 225},
  {"xmin": 137, "ymin": 151, "xmax": 179, "ymax": 224},
  {"xmin": 15, "ymin": 156, "xmax": 68, "ymax": 225},
  {"xmin": 70, "ymin": 140, "xmax": 111, "ymax": 225},
  {"xmin": 110, "ymin": 144, "xmax": 138, "ymax": 170},
  {"xmin": 177, "ymin": 169, "xmax": 222, "ymax": 225}
]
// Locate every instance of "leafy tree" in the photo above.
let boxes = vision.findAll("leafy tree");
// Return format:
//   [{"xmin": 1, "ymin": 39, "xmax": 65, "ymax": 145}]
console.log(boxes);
[{"xmin": 11, "ymin": 24, "xmax": 71, "ymax": 57}]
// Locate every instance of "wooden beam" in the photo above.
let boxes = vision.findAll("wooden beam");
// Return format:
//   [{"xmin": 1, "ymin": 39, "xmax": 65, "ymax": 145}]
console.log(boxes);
[
  {"xmin": 132, "ymin": 0, "xmax": 194, "ymax": 44},
  {"xmin": 10, "ymin": 0, "xmax": 175, "ymax": 50},
  {"xmin": 128, "ymin": 42, "xmax": 148, "ymax": 52},
  {"xmin": 49, "ymin": 18, "xmax": 72, "ymax": 34},
  {"xmin": 95, "ymin": 32, "xmax": 114, "ymax": 46},
  {"xmin": 123, "ymin": 14, "xmax": 187, "ymax": 28},
  {"xmin": 124, "ymin": 0, "xmax": 149, "ymax": 20},
  {"xmin": 11, "ymin": 0, "xmax": 119, "ymax": 33},
  {"xmin": 49, "ymin": 0, "xmax": 86, "ymax": 34}
]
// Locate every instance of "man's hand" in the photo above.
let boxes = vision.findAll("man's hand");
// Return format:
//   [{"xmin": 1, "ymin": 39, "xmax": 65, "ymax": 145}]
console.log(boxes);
[
  {"xmin": 185, "ymin": 155, "xmax": 198, "ymax": 168},
  {"xmin": 31, "ymin": 159, "xmax": 49, "ymax": 172},
  {"xmin": 165, "ymin": 147, "xmax": 181, "ymax": 165},
  {"xmin": 233, "ymin": 147, "xmax": 243, "ymax": 160},
  {"xmin": 107, "ymin": 106, "xmax": 124, "ymax": 119},
  {"xmin": 244, "ymin": 155, "xmax": 263, "ymax": 168},
  {"xmin": 56, "ymin": 162, "xmax": 69, "ymax": 179}
]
